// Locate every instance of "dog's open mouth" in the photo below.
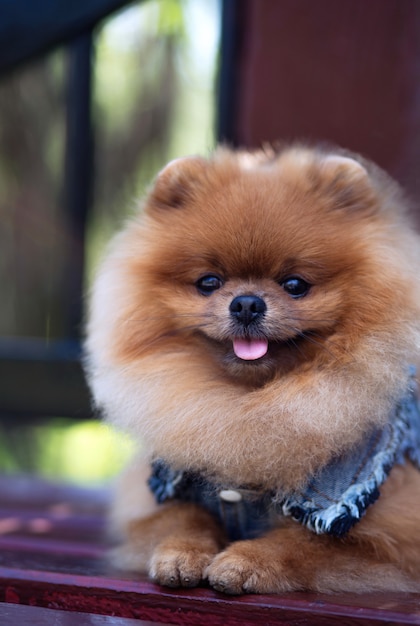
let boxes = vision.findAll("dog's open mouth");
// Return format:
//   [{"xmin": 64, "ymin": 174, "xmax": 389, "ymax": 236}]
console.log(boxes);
[{"xmin": 232, "ymin": 337, "xmax": 269, "ymax": 360}]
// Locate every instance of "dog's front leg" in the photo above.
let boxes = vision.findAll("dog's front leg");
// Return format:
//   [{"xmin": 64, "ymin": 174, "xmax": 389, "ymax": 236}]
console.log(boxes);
[
  {"xmin": 114, "ymin": 502, "xmax": 226, "ymax": 588},
  {"xmin": 206, "ymin": 523, "xmax": 418, "ymax": 594}
]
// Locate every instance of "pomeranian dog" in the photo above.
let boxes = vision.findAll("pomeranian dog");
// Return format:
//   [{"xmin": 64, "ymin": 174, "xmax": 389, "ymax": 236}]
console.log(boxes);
[{"xmin": 85, "ymin": 145, "xmax": 420, "ymax": 594}]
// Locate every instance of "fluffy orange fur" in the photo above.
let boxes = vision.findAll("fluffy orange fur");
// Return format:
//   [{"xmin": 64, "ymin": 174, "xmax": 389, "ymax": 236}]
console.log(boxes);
[{"xmin": 85, "ymin": 145, "xmax": 420, "ymax": 593}]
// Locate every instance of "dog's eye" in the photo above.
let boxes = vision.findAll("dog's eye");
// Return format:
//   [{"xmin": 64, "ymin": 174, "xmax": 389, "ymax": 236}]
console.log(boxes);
[
  {"xmin": 281, "ymin": 276, "xmax": 311, "ymax": 298},
  {"xmin": 196, "ymin": 274, "xmax": 224, "ymax": 296}
]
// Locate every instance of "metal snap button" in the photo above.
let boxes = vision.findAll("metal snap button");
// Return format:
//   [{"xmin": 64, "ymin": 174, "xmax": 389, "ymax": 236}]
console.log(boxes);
[{"xmin": 219, "ymin": 489, "xmax": 242, "ymax": 503}]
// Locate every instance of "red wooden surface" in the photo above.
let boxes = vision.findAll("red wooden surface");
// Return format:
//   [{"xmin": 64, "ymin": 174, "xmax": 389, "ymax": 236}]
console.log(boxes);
[
  {"xmin": 0, "ymin": 602, "xmax": 168, "ymax": 625},
  {"xmin": 230, "ymin": 0, "xmax": 420, "ymax": 224},
  {"xmin": 0, "ymin": 475, "xmax": 420, "ymax": 625}
]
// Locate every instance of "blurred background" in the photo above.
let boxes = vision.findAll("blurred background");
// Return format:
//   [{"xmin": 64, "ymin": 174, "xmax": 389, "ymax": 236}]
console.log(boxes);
[
  {"xmin": 0, "ymin": 0, "xmax": 220, "ymax": 484},
  {"xmin": 1, "ymin": 0, "xmax": 418, "ymax": 485}
]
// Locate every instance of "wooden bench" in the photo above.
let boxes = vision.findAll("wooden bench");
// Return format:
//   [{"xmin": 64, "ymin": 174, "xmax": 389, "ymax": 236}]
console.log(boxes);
[{"xmin": 0, "ymin": 475, "xmax": 419, "ymax": 625}]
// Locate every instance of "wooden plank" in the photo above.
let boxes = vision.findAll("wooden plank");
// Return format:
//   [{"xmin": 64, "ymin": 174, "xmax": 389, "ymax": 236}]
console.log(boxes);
[
  {"xmin": 0, "ymin": 510, "xmax": 105, "ymax": 542},
  {"xmin": 4, "ymin": 569, "xmax": 420, "ymax": 625},
  {"xmin": 0, "ymin": 474, "xmax": 109, "ymax": 508},
  {"xmin": 1, "ymin": 549, "xmax": 420, "ymax": 624},
  {"xmin": 0, "ymin": 602, "xmax": 170, "ymax": 626},
  {"xmin": 0, "ymin": 475, "xmax": 108, "ymax": 542},
  {"xmin": 1, "ymin": 476, "xmax": 420, "ymax": 624},
  {"xmin": 223, "ymin": 0, "xmax": 420, "ymax": 222}
]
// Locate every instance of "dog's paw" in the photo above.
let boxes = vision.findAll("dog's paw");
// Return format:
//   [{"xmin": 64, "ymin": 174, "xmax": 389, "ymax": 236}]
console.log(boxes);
[
  {"xmin": 150, "ymin": 540, "xmax": 218, "ymax": 588},
  {"xmin": 206, "ymin": 541, "xmax": 295, "ymax": 595}
]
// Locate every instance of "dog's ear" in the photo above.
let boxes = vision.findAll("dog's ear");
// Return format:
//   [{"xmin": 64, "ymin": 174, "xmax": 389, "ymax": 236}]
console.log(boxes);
[
  {"xmin": 148, "ymin": 156, "xmax": 207, "ymax": 211},
  {"xmin": 322, "ymin": 154, "xmax": 368, "ymax": 182},
  {"xmin": 319, "ymin": 153, "xmax": 377, "ymax": 214}
]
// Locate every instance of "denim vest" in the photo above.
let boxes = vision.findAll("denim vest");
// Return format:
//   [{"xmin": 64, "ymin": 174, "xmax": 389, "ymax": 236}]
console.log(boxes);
[{"xmin": 148, "ymin": 370, "xmax": 420, "ymax": 540}]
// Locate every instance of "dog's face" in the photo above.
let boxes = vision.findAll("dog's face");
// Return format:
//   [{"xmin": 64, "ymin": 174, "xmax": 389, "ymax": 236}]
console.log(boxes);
[
  {"xmin": 87, "ymin": 145, "xmax": 420, "ymax": 488},
  {"xmin": 107, "ymin": 147, "xmax": 412, "ymax": 388}
]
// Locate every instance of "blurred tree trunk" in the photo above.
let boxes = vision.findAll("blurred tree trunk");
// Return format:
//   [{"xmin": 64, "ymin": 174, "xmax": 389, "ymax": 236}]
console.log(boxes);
[{"xmin": 0, "ymin": 2, "xmax": 181, "ymax": 340}]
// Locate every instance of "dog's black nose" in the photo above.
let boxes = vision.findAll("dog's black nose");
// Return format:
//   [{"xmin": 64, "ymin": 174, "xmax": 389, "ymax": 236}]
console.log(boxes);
[{"xmin": 229, "ymin": 295, "xmax": 267, "ymax": 326}]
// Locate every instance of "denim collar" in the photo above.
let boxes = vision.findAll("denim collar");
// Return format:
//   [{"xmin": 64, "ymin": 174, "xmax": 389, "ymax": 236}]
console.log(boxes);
[{"xmin": 149, "ymin": 369, "xmax": 420, "ymax": 540}]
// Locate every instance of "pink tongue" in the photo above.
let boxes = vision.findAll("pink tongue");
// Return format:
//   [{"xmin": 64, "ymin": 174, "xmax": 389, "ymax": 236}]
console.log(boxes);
[{"xmin": 233, "ymin": 338, "xmax": 269, "ymax": 360}]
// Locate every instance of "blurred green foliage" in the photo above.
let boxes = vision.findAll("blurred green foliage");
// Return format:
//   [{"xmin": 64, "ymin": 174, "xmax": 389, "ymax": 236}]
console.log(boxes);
[{"xmin": 0, "ymin": 419, "xmax": 135, "ymax": 484}]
